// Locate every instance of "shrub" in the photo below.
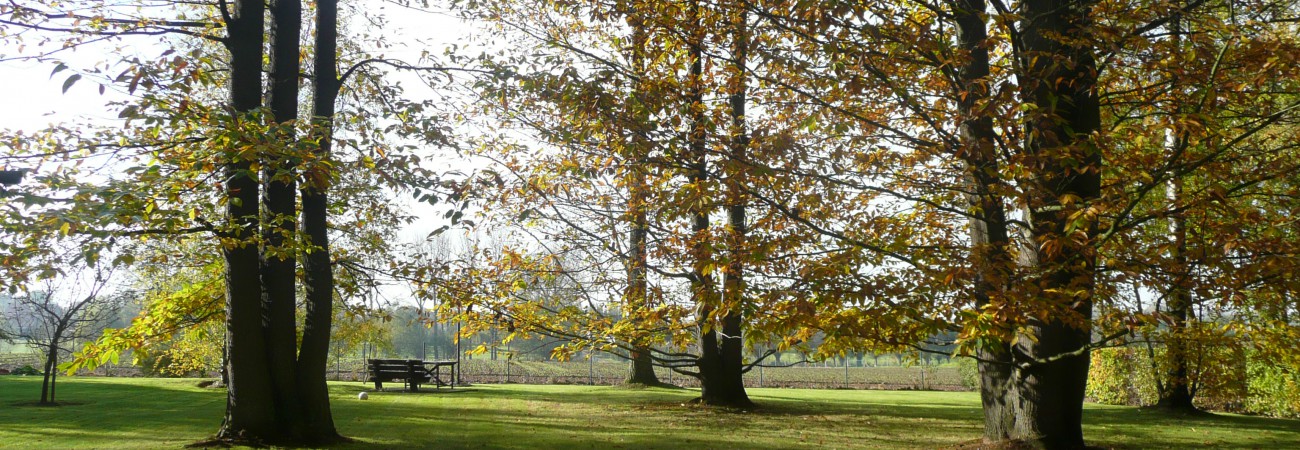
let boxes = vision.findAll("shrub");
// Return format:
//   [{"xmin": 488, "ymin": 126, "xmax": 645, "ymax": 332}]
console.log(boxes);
[
  {"xmin": 1245, "ymin": 354, "xmax": 1300, "ymax": 418},
  {"xmin": 1087, "ymin": 340, "xmax": 1254, "ymax": 412},
  {"xmin": 12, "ymin": 364, "xmax": 40, "ymax": 376},
  {"xmin": 956, "ymin": 357, "xmax": 978, "ymax": 390},
  {"xmin": 1087, "ymin": 347, "xmax": 1157, "ymax": 406}
]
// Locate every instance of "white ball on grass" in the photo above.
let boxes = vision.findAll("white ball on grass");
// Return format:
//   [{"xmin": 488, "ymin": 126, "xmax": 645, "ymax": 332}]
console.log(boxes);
[{"xmin": 358, "ymin": 392, "xmax": 369, "ymax": 400}]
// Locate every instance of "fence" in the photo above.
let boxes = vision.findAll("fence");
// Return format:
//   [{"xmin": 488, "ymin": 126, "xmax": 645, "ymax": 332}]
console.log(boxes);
[
  {"xmin": 330, "ymin": 358, "xmax": 968, "ymax": 391},
  {"xmin": 4, "ymin": 351, "xmax": 966, "ymax": 391}
]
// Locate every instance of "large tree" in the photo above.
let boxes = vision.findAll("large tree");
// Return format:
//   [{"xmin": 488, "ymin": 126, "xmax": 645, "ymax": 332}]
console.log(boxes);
[
  {"xmin": 217, "ymin": 0, "xmax": 280, "ymax": 440},
  {"xmin": 440, "ymin": 0, "xmax": 813, "ymax": 406},
  {"xmin": 2, "ymin": 0, "xmax": 457, "ymax": 445}
]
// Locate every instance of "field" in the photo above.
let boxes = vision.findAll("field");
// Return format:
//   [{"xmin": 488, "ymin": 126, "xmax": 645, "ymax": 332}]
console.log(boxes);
[{"xmin": 3, "ymin": 376, "xmax": 1299, "ymax": 449}]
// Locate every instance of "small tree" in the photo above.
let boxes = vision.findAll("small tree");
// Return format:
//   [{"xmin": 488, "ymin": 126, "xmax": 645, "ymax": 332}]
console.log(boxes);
[{"xmin": 9, "ymin": 268, "xmax": 119, "ymax": 405}]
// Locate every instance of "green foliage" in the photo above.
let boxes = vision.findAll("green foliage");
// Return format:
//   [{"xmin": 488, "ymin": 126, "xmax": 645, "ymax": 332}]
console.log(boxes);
[
  {"xmin": 11, "ymin": 364, "xmax": 39, "ymax": 376},
  {"xmin": 131, "ymin": 320, "xmax": 222, "ymax": 378},
  {"xmin": 1087, "ymin": 347, "xmax": 1158, "ymax": 406},
  {"xmin": 1245, "ymin": 355, "xmax": 1300, "ymax": 419},
  {"xmin": 957, "ymin": 357, "xmax": 979, "ymax": 390},
  {"xmin": 1085, "ymin": 345, "xmax": 1300, "ymax": 416},
  {"xmin": 65, "ymin": 272, "xmax": 223, "ymax": 376}
]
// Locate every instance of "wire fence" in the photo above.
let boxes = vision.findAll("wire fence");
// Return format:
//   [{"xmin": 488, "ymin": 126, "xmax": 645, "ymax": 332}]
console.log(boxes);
[
  {"xmin": 332, "ymin": 358, "xmax": 969, "ymax": 391},
  {"xmin": 3, "ymin": 352, "xmax": 969, "ymax": 391}
]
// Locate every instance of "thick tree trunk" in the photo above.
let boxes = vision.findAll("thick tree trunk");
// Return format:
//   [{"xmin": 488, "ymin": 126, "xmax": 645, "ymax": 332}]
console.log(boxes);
[
  {"xmin": 953, "ymin": 0, "xmax": 1016, "ymax": 441},
  {"xmin": 1011, "ymin": 0, "xmax": 1102, "ymax": 446},
  {"xmin": 263, "ymin": 0, "xmax": 303, "ymax": 438},
  {"xmin": 624, "ymin": 11, "xmax": 661, "ymax": 387},
  {"xmin": 217, "ymin": 0, "xmax": 279, "ymax": 442},
  {"xmin": 978, "ymin": 353, "xmax": 1015, "ymax": 440},
  {"xmin": 1011, "ymin": 319, "xmax": 1094, "ymax": 448},
  {"xmin": 704, "ymin": 2, "xmax": 754, "ymax": 409},
  {"xmin": 683, "ymin": 0, "xmax": 751, "ymax": 408},
  {"xmin": 627, "ymin": 350, "xmax": 658, "ymax": 385},
  {"xmin": 295, "ymin": 0, "xmax": 341, "ymax": 441},
  {"xmin": 697, "ymin": 312, "xmax": 752, "ymax": 407}
]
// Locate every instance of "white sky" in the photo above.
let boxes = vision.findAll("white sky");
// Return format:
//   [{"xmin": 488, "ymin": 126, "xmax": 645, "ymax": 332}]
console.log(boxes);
[
  {"xmin": 0, "ymin": 0, "xmax": 473, "ymax": 131},
  {"xmin": 0, "ymin": 54, "xmax": 131, "ymax": 131}
]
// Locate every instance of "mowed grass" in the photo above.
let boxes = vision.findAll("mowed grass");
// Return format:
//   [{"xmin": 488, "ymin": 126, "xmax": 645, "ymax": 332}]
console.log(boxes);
[{"xmin": 1, "ymin": 376, "xmax": 1297, "ymax": 449}]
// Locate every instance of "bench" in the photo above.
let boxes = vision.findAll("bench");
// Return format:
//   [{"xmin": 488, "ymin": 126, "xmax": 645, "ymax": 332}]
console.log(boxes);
[{"xmin": 366, "ymin": 359, "xmax": 457, "ymax": 392}]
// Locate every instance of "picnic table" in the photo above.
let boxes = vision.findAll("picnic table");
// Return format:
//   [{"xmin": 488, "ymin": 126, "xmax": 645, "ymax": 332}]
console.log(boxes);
[{"xmin": 367, "ymin": 359, "xmax": 458, "ymax": 392}]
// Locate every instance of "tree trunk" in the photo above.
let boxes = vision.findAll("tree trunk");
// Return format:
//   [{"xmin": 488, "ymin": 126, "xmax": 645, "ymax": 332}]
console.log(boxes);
[
  {"xmin": 217, "ymin": 0, "xmax": 279, "ymax": 442},
  {"xmin": 623, "ymin": 9, "xmax": 661, "ymax": 388},
  {"xmin": 683, "ymin": 0, "xmax": 751, "ymax": 408},
  {"xmin": 953, "ymin": 0, "xmax": 1016, "ymax": 441},
  {"xmin": 1157, "ymin": 197, "xmax": 1196, "ymax": 411},
  {"xmin": 697, "ymin": 311, "xmax": 752, "ymax": 407},
  {"xmin": 1010, "ymin": 0, "xmax": 1102, "ymax": 446},
  {"xmin": 1155, "ymin": 8, "xmax": 1197, "ymax": 413},
  {"xmin": 627, "ymin": 349, "xmax": 658, "ymax": 385},
  {"xmin": 704, "ymin": 1, "xmax": 754, "ymax": 409},
  {"xmin": 40, "ymin": 337, "xmax": 58, "ymax": 404},
  {"xmin": 263, "ymin": 0, "xmax": 303, "ymax": 438},
  {"xmin": 295, "ymin": 0, "xmax": 341, "ymax": 441},
  {"xmin": 49, "ymin": 358, "xmax": 56, "ymax": 403}
]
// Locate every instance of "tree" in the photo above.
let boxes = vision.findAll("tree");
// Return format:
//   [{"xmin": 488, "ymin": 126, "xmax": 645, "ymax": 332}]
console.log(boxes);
[
  {"xmin": 2, "ymin": 0, "xmax": 455, "ymax": 444},
  {"xmin": 213, "ymin": 0, "xmax": 282, "ymax": 441},
  {"xmin": 694, "ymin": 0, "xmax": 755, "ymax": 407},
  {"xmin": 261, "ymin": 0, "xmax": 306, "ymax": 435},
  {"xmin": 623, "ymin": 2, "xmax": 661, "ymax": 387},
  {"xmin": 749, "ymin": 0, "xmax": 1300, "ymax": 445},
  {"xmin": 7, "ymin": 268, "xmax": 119, "ymax": 405},
  {"xmin": 443, "ymin": 0, "xmax": 803, "ymax": 406}
]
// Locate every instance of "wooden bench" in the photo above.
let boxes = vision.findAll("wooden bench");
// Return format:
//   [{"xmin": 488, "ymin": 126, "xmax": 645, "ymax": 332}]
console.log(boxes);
[{"xmin": 366, "ymin": 359, "xmax": 457, "ymax": 392}]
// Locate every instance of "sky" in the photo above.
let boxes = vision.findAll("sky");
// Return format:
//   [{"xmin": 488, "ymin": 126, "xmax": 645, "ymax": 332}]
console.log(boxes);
[
  {"xmin": 0, "ymin": 53, "xmax": 131, "ymax": 132},
  {"xmin": 0, "ymin": 0, "xmax": 471, "ymax": 133}
]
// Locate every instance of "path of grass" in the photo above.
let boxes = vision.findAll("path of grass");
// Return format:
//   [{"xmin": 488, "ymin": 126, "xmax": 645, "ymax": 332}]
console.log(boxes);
[{"xmin": 1, "ymin": 376, "xmax": 1296, "ymax": 449}]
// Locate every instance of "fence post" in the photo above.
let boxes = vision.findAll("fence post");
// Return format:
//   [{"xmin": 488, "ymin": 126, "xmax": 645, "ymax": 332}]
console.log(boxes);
[
  {"xmin": 759, "ymin": 365, "xmax": 764, "ymax": 388},
  {"xmin": 844, "ymin": 357, "xmax": 849, "ymax": 387},
  {"xmin": 588, "ymin": 351, "xmax": 594, "ymax": 385}
]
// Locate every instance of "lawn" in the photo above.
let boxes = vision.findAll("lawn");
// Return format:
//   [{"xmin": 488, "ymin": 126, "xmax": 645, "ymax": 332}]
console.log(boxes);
[{"xmin": 1, "ymin": 376, "xmax": 1297, "ymax": 449}]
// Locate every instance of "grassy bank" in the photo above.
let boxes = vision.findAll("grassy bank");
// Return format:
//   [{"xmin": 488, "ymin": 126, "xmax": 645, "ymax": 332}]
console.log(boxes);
[{"xmin": 1, "ymin": 376, "xmax": 1296, "ymax": 449}]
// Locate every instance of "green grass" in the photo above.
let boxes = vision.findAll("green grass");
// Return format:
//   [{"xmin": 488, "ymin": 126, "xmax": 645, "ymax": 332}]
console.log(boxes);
[{"xmin": 1, "ymin": 376, "xmax": 1297, "ymax": 449}]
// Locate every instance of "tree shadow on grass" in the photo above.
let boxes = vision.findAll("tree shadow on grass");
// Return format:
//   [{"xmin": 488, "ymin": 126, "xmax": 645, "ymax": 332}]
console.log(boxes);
[
  {"xmin": 4, "ymin": 378, "xmax": 1296, "ymax": 449},
  {"xmin": 1089, "ymin": 406, "xmax": 1299, "ymax": 432},
  {"xmin": 9, "ymin": 400, "xmax": 88, "ymax": 407}
]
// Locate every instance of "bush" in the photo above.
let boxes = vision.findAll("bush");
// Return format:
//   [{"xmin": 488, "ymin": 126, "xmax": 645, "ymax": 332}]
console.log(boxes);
[
  {"xmin": 1086, "ymin": 343, "xmax": 1300, "ymax": 417},
  {"xmin": 956, "ymin": 357, "xmax": 978, "ymax": 390},
  {"xmin": 12, "ymin": 364, "xmax": 40, "ymax": 376},
  {"xmin": 1087, "ymin": 347, "xmax": 1157, "ymax": 406},
  {"xmin": 1245, "ymin": 354, "xmax": 1300, "ymax": 418}
]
